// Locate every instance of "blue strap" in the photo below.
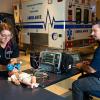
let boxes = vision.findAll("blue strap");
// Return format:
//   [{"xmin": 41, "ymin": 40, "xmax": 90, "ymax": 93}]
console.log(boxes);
[
  {"xmin": 7, "ymin": 64, "xmax": 14, "ymax": 71},
  {"xmin": 7, "ymin": 63, "xmax": 21, "ymax": 71}
]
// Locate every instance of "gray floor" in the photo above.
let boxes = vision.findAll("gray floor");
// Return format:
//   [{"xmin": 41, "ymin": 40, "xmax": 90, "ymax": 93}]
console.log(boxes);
[{"xmin": 62, "ymin": 91, "xmax": 100, "ymax": 100}]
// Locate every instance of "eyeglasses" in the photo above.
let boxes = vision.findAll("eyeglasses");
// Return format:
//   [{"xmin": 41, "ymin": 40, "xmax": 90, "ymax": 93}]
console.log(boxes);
[{"xmin": 0, "ymin": 33, "xmax": 11, "ymax": 38}]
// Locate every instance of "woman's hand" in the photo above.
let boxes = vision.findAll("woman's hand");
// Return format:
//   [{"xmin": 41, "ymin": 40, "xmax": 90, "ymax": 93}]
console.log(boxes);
[
  {"xmin": 13, "ymin": 68, "xmax": 19, "ymax": 73},
  {"xmin": 8, "ymin": 68, "xmax": 19, "ymax": 76}
]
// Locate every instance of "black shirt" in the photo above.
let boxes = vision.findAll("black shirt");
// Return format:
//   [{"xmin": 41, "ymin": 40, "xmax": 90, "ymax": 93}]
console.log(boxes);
[{"xmin": 0, "ymin": 40, "xmax": 19, "ymax": 65}]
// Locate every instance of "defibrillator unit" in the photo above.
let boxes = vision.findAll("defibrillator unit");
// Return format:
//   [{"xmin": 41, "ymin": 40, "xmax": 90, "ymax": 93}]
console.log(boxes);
[{"xmin": 39, "ymin": 51, "xmax": 81, "ymax": 73}]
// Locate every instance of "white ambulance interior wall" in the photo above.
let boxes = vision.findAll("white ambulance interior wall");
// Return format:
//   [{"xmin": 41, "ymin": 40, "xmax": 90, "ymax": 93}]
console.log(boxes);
[
  {"xmin": 21, "ymin": 0, "xmax": 47, "ymax": 33},
  {"xmin": 20, "ymin": 0, "xmax": 66, "ymax": 48},
  {"xmin": 65, "ymin": 1, "xmax": 92, "ymax": 41},
  {"xmin": 20, "ymin": 0, "xmax": 46, "ymax": 44},
  {"xmin": 48, "ymin": 0, "xmax": 66, "ymax": 49},
  {"xmin": 16, "ymin": 0, "xmax": 92, "ymax": 48},
  {"xmin": 0, "ymin": 0, "xmax": 13, "ymax": 14},
  {"xmin": 19, "ymin": 29, "xmax": 30, "ymax": 44},
  {"xmin": 74, "ymin": 5, "xmax": 91, "ymax": 40}
]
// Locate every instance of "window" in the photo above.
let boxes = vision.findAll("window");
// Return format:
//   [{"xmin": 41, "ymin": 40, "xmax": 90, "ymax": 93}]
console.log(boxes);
[
  {"xmin": 84, "ymin": 9, "xmax": 89, "ymax": 24},
  {"xmin": 81, "ymin": 0, "xmax": 85, "ymax": 4},
  {"xmin": 75, "ymin": 0, "xmax": 79, "ymax": 3},
  {"xmin": 57, "ymin": 0, "xmax": 63, "ymax": 2},
  {"xmin": 76, "ymin": 8, "xmax": 81, "ymax": 24},
  {"xmin": 68, "ymin": 10, "xmax": 72, "ymax": 21}
]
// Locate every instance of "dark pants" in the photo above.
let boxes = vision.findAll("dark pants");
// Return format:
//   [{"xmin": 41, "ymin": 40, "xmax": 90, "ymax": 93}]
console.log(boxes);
[{"xmin": 72, "ymin": 74, "xmax": 100, "ymax": 100}]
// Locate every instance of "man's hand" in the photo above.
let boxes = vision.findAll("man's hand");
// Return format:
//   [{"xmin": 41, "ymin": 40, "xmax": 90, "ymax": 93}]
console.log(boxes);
[
  {"xmin": 76, "ymin": 61, "xmax": 96, "ymax": 73},
  {"xmin": 82, "ymin": 64, "xmax": 96, "ymax": 73},
  {"xmin": 82, "ymin": 61, "xmax": 90, "ymax": 65}
]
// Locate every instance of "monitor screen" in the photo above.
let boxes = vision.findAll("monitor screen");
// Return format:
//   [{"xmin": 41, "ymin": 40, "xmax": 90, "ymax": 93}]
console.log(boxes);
[
  {"xmin": 41, "ymin": 52, "xmax": 55, "ymax": 65},
  {"xmin": 39, "ymin": 51, "xmax": 62, "ymax": 72}
]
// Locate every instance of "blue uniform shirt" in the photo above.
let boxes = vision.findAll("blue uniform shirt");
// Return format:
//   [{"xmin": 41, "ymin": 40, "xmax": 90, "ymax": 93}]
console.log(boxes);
[{"xmin": 90, "ymin": 46, "xmax": 100, "ymax": 77}]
